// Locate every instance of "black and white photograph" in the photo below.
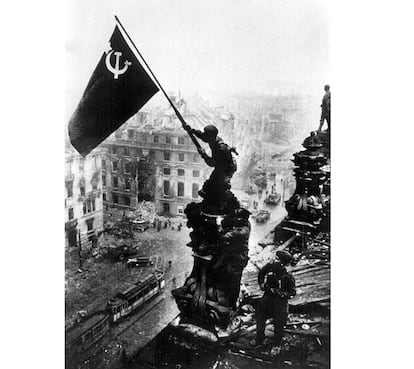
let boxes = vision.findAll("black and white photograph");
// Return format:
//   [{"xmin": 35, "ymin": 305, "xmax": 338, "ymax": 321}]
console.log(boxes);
[
  {"xmin": 64, "ymin": 1, "xmax": 330, "ymax": 368},
  {"xmin": 4, "ymin": 1, "xmax": 414, "ymax": 369}
]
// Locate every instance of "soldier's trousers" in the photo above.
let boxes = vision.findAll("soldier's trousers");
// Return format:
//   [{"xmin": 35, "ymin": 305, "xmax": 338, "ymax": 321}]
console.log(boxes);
[
  {"xmin": 319, "ymin": 112, "xmax": 330, "ymax": 130},
  {"xmin": 256, "ymin": 295, "xmax": 288, "ymax": 346}
]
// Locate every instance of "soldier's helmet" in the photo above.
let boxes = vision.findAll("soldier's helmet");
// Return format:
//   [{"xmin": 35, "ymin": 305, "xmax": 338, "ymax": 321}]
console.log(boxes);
[
  {"xmin": 276, "ymin": 250, "xmax": 293, "ymax": 265},
  {"xmin": 203, "ymin": 125, "xmax": 218, "ymax": 139}
]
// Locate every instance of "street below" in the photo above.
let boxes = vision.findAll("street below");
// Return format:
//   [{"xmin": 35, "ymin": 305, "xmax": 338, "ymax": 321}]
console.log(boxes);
[{"xmin": 66, "ymin": 195, "xmax": 287, "ymax": 369}]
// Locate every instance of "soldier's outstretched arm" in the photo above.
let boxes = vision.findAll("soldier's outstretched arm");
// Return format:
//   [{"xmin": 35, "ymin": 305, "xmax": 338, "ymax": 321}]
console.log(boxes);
[
  {"xmin": 198, "ymin": 148, "xmax": 215, "ymax": 167},
  {"xmin": 191, "ymin": 129, "xmax": 209, "ymax": 142}
]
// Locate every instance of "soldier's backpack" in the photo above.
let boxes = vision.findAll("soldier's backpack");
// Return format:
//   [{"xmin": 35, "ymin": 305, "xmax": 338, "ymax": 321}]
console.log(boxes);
[{"xmin": 264, "ymin": 267, "xmax": 288, "ymax": 296}]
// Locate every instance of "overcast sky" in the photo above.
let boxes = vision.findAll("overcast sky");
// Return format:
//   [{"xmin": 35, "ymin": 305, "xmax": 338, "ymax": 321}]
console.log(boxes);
[{"xmin": 66, "ymin": 0, "xmax": 329, "ymax": 118}]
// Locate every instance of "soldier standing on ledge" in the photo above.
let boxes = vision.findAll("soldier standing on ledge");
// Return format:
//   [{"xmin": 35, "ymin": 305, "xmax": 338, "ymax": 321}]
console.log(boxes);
[
  {"xmin": 318, "ymin": 84, "xmax": 331, "ymax": 132},
  {"xmin": 251, "ymin": 251, "xmax": 296, "ymax": 352},
  {"xmin": 182, "ymin": 123, "xmax": 237, "ymax": 211}
]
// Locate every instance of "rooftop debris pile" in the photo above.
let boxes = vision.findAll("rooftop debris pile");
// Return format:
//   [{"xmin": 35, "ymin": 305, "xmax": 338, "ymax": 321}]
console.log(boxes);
[{"xmin": 137, "ymin": 240, "xmax": 330, "ymax": 368}]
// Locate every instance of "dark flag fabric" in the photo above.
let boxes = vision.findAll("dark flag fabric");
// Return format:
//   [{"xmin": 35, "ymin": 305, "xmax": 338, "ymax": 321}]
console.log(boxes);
[{"xmin": 68, "ymin": 25, "xmax": 159, "ymax": 156}]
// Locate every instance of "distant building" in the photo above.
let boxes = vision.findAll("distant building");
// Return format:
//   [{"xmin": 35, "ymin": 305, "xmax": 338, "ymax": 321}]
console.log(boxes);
[
  {"xmin": 102, "ymin": 128, "xmax": 208, "ymax": 216},
  {"xmin": 260, "ymin": 112, "xmax": 293, "ymax": 143},
  {"xmin": 101, "ymin": 94, "xmax": 233, "ymax": 216},
  {"xmin": 100, "ymin": 139, "xmax": 141, "ymax": 211},
  {"xmin": 64, "ymin": 145, "xmax": 104, "ymax": 248}
]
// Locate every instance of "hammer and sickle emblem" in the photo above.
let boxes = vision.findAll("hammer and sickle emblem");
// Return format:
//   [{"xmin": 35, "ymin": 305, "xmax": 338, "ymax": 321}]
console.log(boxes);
[{"xmin": 105, "ymin": 50, "xmax": 132, "ymax": 79}]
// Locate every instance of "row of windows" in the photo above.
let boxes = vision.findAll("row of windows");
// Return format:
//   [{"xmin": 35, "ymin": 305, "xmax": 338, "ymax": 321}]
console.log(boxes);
[
  {"xmin": 163, "ymin": 151, "xmax": 200, "ymax": 162},
  {"xmin": 104, "ymin": 157, "xmax": 200, "ymax": 177},
  {"xmin": 122, "ymin": 130, "xmax": 187, "ymax": 146},
  {"xmin": 66, "ymin": 180, "xmax": 98, "ymax": 198},
  {"xmin": 110, "ymin": 193, "xmax": 131, "ymax": 206},
  {"xmin": 66, "ymin": 156, "xmax": 99, "ymax": 175},
  {"xmin": 83, "ymin": 198, "xmax": 96, "ymax": 215},
  {"xmin": 105, "ymin": 151, "xmax": 199, "ymax": 169},
  {"xmin": 163, "ymin": 181, "xmax": 199, "ymax": 199},
  {"xmin": 163, "ymin": 168, "xmax": 200, "ymax": 177},
  {"xmin": 109, "ymin": 138, "xmax": 187, "ymax": 157},
  {"xmin": 67, "ymin": 201, "xmax": 96, "ymax": 220},
  {"xmin": 102, "ymin": 175, "xmax": 132, "ymax": 191},
  {"xmin": 152, "ymin": 135, "xmax": 186, "ymax": 145},
  {"xmin": 103, "ymin": 160, "xmax": 134, "ymax": 173},
  {"xmin": 102, "ymin": 193, "xmax": 131, "ymax": 206},
  {"xmin": 67, "ymin": 210, "xmax": 95, "ymax": 232},
  {"xmin": 110, "ymin": 146, "xmax": 131, "ymax": 156}
]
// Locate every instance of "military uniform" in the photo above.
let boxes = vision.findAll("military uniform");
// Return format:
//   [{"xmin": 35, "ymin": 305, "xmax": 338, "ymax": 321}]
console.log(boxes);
[
  {"xmin": 191, "ymin": 127, "xmax": 237, "ymax": 198},
  {"xmin": 319, "ymin": 89, "xmax": 331, "ymax": 131},
  {"xmin": 255, "ymin": 262, "xmax": 296, "ymax": 346}
]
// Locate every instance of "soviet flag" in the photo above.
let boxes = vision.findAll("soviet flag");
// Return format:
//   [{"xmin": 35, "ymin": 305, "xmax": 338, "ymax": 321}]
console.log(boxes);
[{"xmin": 68, "ymin": 25, "xmax": 159, "ymax": 156}]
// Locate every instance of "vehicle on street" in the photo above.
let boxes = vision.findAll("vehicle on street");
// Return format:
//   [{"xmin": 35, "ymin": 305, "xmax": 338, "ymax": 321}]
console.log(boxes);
[
  {"xmin": 127, "ymin": 257, "xmax": 154, "ymax": 268},
  {"xmin": 264, "ymin": 192, "xmax": 281, "ymax": 206},
  {"xmin": 65, "ymin": 272, "xmax": 165, "ymax": 358},
  {"xmin": 107, "ymin": 272, "xmax": 165, "ymax": 323},
  {"xmin": 255, "ymin": 209, "xmax": 271, "ymax": 224},
  {"xmin": 66, "ymin": 311, "xmax": 110, "ymax": 356},
  {"xmin": 131, "ymin": 219, "xmax": 150, "ymax": 232},
  {"xmin": 106, "ymin": 245, "xmax": 138, "ymax": 261}
]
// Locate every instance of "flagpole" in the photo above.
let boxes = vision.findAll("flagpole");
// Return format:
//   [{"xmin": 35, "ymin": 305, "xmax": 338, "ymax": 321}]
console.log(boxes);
[{"xmin": 114, "ymin": 15, "xmax": 202, "ymax": 150}]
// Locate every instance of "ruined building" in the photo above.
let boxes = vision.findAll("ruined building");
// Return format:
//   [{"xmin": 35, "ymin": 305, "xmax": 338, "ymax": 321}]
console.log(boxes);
[
  {"xmin": 101, "ymin": 129, "xmax": 208, "ymax": 215},
  {"xmin": 101, "ymin": 94, "xmax": 235, "ymax": 216},
  {"xmin": 64, "ymin": 144, "xmax": 104, "ymax": 248}
]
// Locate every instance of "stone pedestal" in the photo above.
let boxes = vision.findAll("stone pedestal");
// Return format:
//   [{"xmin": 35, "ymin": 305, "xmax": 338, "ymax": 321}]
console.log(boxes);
[{"xmin": 172, "ymin": 198, "xmax": 251, "ymax": 328}]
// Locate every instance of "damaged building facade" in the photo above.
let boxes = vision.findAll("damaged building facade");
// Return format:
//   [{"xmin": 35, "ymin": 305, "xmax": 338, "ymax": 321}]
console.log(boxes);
[
  {"xmin": 101, "ymin": 129, "xmax": 208, "ymax": 216},
  {"xmin": 101, "ymin": 95, "xmax": 235, "ymax": 216},
  {"xmin": 64, "ymin": 144, "xmax": 104, "ymax": 248}
]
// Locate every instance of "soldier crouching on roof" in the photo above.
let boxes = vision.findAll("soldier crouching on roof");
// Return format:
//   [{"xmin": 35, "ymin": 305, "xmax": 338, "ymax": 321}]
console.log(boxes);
[
  {"xmin": 182, "ymin": 123, "xmax": 237, "ymax": 211},
  {"xmin": 251, "ymin": 251, "xmax": 296, "ymax": 350},
  {"xmin": 213, "ymin": 207, "xmax": 251, "ymax": 308}
]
